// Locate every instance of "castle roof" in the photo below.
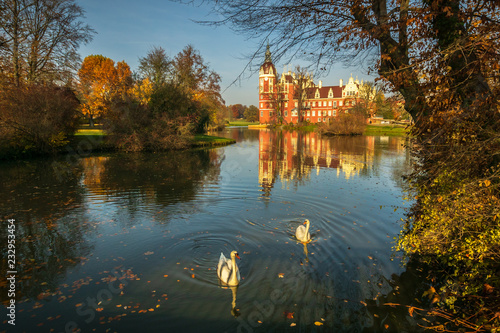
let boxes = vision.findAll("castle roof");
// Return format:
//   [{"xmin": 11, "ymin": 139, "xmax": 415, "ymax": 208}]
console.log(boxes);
[
  {"xmin": 260, "ymin": 44, "xmax": 277, "ymax": 76},
  {"xmin": 307, "ymin": 86, "xmax": 343, "ymax": 98}
]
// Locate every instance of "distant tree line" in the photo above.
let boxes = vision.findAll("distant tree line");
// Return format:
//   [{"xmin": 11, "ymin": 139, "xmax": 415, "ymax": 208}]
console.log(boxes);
[{"xmin": 227, "ymin": 104, "xmax": 259, "ymax": 122}]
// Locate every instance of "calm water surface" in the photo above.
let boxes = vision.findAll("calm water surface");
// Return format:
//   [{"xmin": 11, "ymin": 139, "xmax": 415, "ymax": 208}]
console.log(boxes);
[{"xmin": 1, "ymin": 128, "xmax": 415, "ymax": 332}]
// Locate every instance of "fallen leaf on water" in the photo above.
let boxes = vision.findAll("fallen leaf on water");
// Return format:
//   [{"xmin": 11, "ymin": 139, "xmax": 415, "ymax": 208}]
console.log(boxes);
[
  {"xmin": 290, "ymin": 323, "xmax": 296, "ymax": 327},
  {"xmin": 278, "ymin": 273, "xmax": 284, "ymax": 278},
  {"xmin": 144, "ymin": 251, "xmax": 154, "ymax": 256},
  {"xmin": 191, "ymin": 274, "xmax": 195, "ymax": 278},
  {"xmin": 314, "ymin": 321, "xmax": 323, "ymax": 326}
]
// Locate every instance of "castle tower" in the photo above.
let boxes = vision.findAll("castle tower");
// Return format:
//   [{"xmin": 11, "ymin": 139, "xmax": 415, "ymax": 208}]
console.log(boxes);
[{"xmin": 259, "ymin": 44, "xmax": 277, "ymax": 124}]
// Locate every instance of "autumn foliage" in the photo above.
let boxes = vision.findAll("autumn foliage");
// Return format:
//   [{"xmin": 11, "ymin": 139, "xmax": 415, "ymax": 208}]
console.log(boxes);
[
  {"xmin": 78, "ymin": 55, "xmax": 132, "ymax": 126},
  {"xmin": 0, "ymin": 84, "xmax": 80, "ymax": 157}
]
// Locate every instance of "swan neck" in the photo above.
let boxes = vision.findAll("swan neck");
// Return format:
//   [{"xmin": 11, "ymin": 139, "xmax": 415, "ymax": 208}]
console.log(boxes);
[{"xmin": 230, "ymin": 256, "xmax": 238, "ymax": 284}]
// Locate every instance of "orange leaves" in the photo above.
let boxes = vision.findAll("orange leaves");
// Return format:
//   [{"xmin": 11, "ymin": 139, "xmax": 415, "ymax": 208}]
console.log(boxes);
[{"xmin": 78, "ymin": 55, "xmax": 133, "ymax": 119}]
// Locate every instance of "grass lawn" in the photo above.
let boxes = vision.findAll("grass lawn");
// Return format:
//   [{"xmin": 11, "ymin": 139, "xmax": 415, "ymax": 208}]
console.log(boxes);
[
  {"xmin": 364, "ymin": 124, "xmax": 409, "ymax": 136},
  {"xmin": 74, "ymin": 128, "xmax": 105, "ymax": 136},
  {"xmin": 227, "ymin": 121, "xmax": 260, "ymax": 126},
  {"xmin": 193, "ymin": 134, "xmax": 235, "ymax": 147}
]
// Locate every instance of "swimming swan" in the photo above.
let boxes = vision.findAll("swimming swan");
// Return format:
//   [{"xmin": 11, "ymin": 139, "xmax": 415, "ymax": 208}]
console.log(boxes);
[
  {"xmin": 296, "ymin": 219, "xmax": 311, "ymax": 243},
  {"xmin": 217, "ymin": 251, "xmax": 241, "ymax": 286}
]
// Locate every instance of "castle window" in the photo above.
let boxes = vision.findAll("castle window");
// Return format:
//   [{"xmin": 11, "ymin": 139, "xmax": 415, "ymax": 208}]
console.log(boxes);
[
  {"xmin": 333, "ymin": 101, "xmax": 337, "ymax": 108},
  {"xmin": 332, "ymin": 110, "xmax": 336, "ymax": 116},
  {"xmin": 307, "ymin": 110, "xmax": 310, "ymax": 116},
  {"xmin": 318, "ymin": 117, "xmax": 322, "ymax": 122},
  {"xmin": 339, "ymin": 101, "xmax": 343, "ymax": 106},
  {"xmin": 285, "ymin": 102, "xmax": 288, "ymax": 107},
  {"xmin": 285, "ymin": 111, "xmax": 288, "ymax": 117},
  {"xmin": 312, "ymin": 111, "xmax": 315, "ymax": 116},
  {"xmin": 315, "ymin": 90, "xmax": 320, "ymax": 98},
  {"xmin": 260, "ymin": 111, "xmax": 263, "ymax": 117},
  {"xmin": 328, "ymin": 110, "xmax": 331, "ymax": 116},
  {"xmin": 328, "ymin": 101, "xmax": 332, "ymax": 106}
]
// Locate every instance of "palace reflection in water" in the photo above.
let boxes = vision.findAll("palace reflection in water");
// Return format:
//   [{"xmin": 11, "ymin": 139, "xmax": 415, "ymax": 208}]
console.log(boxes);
[{"xmin": 258, "ymin": 129, "xmax": 406, "ymax": 195}]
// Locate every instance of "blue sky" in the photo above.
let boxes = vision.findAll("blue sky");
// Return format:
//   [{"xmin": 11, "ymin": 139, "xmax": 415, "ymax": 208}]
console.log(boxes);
[{"xmin": 78, "ymin": 0, "xmax": 377, "ymax": 106}]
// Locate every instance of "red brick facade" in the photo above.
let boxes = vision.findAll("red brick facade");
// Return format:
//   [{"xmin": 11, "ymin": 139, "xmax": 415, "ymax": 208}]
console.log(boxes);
[{"xmin": 259, "ymin": 46, "xmax": 362, "ymax": 124}]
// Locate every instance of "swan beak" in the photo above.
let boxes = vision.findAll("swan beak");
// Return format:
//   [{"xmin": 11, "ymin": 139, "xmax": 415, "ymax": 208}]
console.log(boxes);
[
  {"xmin": 235, "ymin": 253, "xmax": 241, "ymax": 260},
  {"xmin": 303, "ymin": 221, "xmax": 308, "ymax": 225}
]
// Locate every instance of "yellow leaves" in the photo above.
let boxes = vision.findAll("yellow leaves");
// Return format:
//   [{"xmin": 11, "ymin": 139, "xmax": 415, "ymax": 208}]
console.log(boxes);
[
  {"xmin": 314, "ymin": 321, "xmax": 323, "ymax": 326},
  {"xmin": 423, "ymin": 286, "xmax": 440, "ymax": 304},
  {"xmin": 480, "ymin": 179, "xmax": 491, "ymax": 187},
  {"xmin": 78, "ymin": 55, "xmax": 132, "ymax": 118},
  {"xmin": 132, "ymin": 78, "xmax": 153, "ymax": 105}
]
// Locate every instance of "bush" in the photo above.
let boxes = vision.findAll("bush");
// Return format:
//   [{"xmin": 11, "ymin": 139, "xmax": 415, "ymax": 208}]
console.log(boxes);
[
  {"xmin": 316, "ymin": 112, "xmax": 366, "ymax": 135},
  {"xmin": 0, "ymin": 84, "xmax": 80, "ymax": 158},
  {"xmin": 104, "ymin": 98, "xmax": 194, "ymax": 152}
]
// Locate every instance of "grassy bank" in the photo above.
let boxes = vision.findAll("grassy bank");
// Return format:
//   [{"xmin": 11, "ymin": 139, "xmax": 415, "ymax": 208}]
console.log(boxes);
[
  {"xmin": 192, "ymin": 134, "xmax": 235, "ymax": 147},
  {"xmin": 65, "ymin": 128, "xmax": 235, "ymax": 153},
  {"xmin": 227, "ymin": 121, "xmax": 260, "ymax": 126},
  {"xmin": 363, "ymin": 124, "xmax": 409, "ymax": 136}
]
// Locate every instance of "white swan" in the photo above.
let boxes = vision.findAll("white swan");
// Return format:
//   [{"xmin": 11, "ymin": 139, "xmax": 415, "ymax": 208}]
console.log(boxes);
[
  {"xmin": 296, "ymin": 219, "xmax": 311, "ymax": 243},
  {"xmin": 217, "ymin": 251, "xmax": 241, "ymax": 286}
]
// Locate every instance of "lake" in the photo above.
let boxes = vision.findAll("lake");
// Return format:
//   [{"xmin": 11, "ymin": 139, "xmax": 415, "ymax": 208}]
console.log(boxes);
[{"xmin": 0, "ymin": 127, "xmax": 417, "ymax": 332}]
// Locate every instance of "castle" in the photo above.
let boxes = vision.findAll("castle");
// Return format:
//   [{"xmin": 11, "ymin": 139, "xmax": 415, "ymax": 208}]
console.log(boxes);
[{"xmin": 259, "ymin": 45, "xmax": 363, "ymax": 124}]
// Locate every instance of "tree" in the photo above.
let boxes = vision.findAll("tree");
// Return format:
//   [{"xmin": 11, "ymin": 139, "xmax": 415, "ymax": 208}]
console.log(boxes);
[
  {"xmin": 229, "ymin": 104, "xmax": 245, "ymax": 119},
  {"xmin": 292, "ymin": 66, "xmax": 314, "ymax": 124},
  {"xmin": 244, "ymin": 105, "xmax": 259, "ymax": 122},
  {"xmin": 0, "ymin": 0, "xmax": 94, "ymax": 86},
  {"xmin": 351, "ymin": 81, "xmax": 381, "ymax": 118},
  {"xmin": 78, "ymin": 55, "xmax": 132, "ymax": 126},
  {"xmin": 0, "ymin": 84, "xmax": 80, "ymax": 155},
  {"xmin": 173, "ymin": 44, "xmax": 222, "ymax": 100},
  {"xmin": 171, "ymin": 45, "xmax": 224, "ymax": 129},
  {"xmin": 138, "ymin": 46, "xmax": 172, "ymax": 90}
]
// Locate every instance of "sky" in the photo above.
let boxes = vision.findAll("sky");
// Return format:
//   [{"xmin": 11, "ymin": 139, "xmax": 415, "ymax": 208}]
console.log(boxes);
[{"xmin": 78, "ymin": 0, "xmax": 378, "ymax": 106}]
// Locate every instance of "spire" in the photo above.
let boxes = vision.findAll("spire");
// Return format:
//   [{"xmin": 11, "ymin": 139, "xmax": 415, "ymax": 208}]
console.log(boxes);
[{"xmin": 265, "ymin": 43, "xmax": 272, "ymax": 63}]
